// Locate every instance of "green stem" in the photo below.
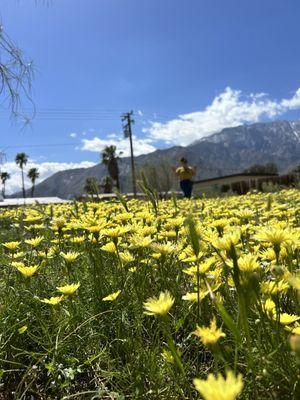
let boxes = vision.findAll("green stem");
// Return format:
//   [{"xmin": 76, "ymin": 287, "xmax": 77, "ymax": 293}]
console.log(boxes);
[
  {"xmin": 197, "ymin": 261, "xmax": 201, "ymax": 324},
  {"xmin": 229, "ymin": 245, "xmax": 253, "ymax": 369},
  {"xmin": 161, "ymin": 316, "xmax": 185, "ymax": 375}
]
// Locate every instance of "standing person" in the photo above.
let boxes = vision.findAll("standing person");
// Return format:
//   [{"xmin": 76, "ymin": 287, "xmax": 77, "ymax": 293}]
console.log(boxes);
[{"xmin": 172, "ymin": 157, "xmax": 196, "ymax": 198}]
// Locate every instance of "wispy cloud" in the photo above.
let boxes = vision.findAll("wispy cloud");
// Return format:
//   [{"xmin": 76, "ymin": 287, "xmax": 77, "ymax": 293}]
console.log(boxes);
[
  {"xmin": 1, "ymin": 161, "xmax": 95, "ymax": 194},
  {"xmin": 81, "ymin": 136, "xmax": 156, "ymax": 157},
  {"xmin": 144, "ymin": 87, "xmax": 300, "ymax": 146}
]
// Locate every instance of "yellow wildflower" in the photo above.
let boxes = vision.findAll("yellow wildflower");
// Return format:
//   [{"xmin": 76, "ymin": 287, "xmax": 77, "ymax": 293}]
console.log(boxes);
[
  {"xmin": 182, "ymin": 257, "xmax": 213, "ymax": 274},
  {"xmin": 135, "ymin": 210, "xmax": 154, "ymax": 221},
  {"xmin": 51, "ymin": 217, "xmax": 66, "ymax": 231},
  {"xmin": 102, "ymin": 290, "xmax": 121, "ymax": 301},
  {"xmin": 261, "ymin": 280, "xmax": 289, "ymax": 295},
  {"xmin": 143, "ymin": 291, "xmax": 174, "ymax": 316},
  {"xmin": 161, "ymin": 349, "xmax": 174, "ymax": 364},
  {"xmin": 210, "ymin": 218, "xmax": 229, "ymax": 230},
  {"xmin": 179, "ymin": 246, "xmax": 204, "ymax": 263},
  {"xmin": 237, "ymin": 209, "xmax": 254, "ymax": 220},
  {"xmin": 193, "ymin": 370, "xmax": 243, "ymax": 400},
  {"xmin": 119, "ymin": 251, "xmax": 134, "ymax": 264},
  {"xmin": 12, "ymin": 251, "xmax": 25, "ymax": 259},
  {"xmin": 158, "ymin": 230, "xmax": 177, "ymax": 240},
  {"xmin": 259, "ymin": 248, "xmax": 277, "ymax": 262},
  {"xmin": 203, "ymin": 228, "xmax": 219, "ymax": 244},
  {"xmin": 40, "ymin": 296, "xmax": 64, "ymax": 305},
  {"xmin": 151, "ymin": 252, "xmax": 162, "ymax": 260},
  {"xmin": 263, "ymin": 298, "xmax": 276, "ymax": 316},
  {"xmin": 18, "ymin": 325, "xmax": 28, "ymax": 334},
  {"xmin": 86, "ymin": 225, "xmax": 105, "ymax": 234},
  {"xmin": 23, "ymin": 215, "xmax": 42, "ymax": 223},
  {"xmin": 60, "ymin": 251, "xmax": 81, "ymax": 263},
  {"xmin": 213, "ymin": 230, "xmax": 241, "ymax": 252},
  {"xmin": 139, "ymin": 226, "xmax": 157, "ymax": 236},
  {"xmin": 182, "ymin": 291, "xmax": 209, "ymax": 302},
  {"xmin": 194, "ymin": 318, "xmax": 226, "ymax": 346},
  {"xmin": 151, "ymin": 242, "xmax": 176, "ymax": 255},
  {"xmin": 3, "ymin": 241, "xmax": 21, "ymax": 250},
  {"xmin": 238, "ymin": 254, "xmax": 260, "ymax": 272},
  {"xmin": 273, "ymin": 313, "xmax": 300, "ymax": 325},
  {"xmin": 11, "ymin": 261, "xmax": 25, "ymax": 269},
  {"xmin": 165, "ymin": 217, "xmax": 185, "ymax": 229},
  {"xmin": 115, "ymin": 212, "xmax": 133, "ymax": 222},
  {"xmin": 17, "ymin": 265, "xmax": 38, "ymax": 277},
  {"xmin": 129, "ymin": 235, "xmax": 152, "ymax": 249},
  {"xmin": 104, "ymin": 227, "xmax": 129, "ymax": 238},
  {"xmin": 56, "ymin": 282, "xmax": 80, "ymax": 295},
  {"xmin": 290, "ymin": 326, "xmax": 300, "ymax": 335},
  {"xmin": 25, "ymin": 236, "xmax": 43, "ymax": 247},
  {"xmin": 288, "ymin": 274, "xmax": 300, "ymax": 291},
  {"xmin": 255, "ymin": 225, "xmax": 293, "ymax": 246},
  {"xmin": 70, "ymin": 236, "xmax": 85, "ymax": 244},
  {"xmin": 101, "ymin": 242, "xmax": 117, "ymax": 253}
]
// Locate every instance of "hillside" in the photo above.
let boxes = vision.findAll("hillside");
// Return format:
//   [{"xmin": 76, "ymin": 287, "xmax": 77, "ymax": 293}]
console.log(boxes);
[{"xmin": 13, "ymin": 120, "xmax": 300, "ymax": 198}]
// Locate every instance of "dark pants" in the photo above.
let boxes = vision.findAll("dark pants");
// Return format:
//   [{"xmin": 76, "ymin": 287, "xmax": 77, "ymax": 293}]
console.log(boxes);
[{"xmin": 180, "ymin": 180, "xmax": 193, "ymax": 198}]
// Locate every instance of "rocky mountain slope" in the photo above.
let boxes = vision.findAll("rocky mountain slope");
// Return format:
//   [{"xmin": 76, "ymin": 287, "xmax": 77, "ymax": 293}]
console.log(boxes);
[{"xmin": 13, "ymin": 120, "xmax": 300, "ymax": 198}]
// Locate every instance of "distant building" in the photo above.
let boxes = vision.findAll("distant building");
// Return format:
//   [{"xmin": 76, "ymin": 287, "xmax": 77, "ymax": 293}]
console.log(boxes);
[
  {"xmin": 0, "ymin": 197, "xmax": 69, "ymax": 208},
  {"xmin": 193, "ymin": 173, "xmax": 295, "ymax": 195}
]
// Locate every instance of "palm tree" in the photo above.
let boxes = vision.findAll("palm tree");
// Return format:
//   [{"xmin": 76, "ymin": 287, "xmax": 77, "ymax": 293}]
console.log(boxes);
[
  {"xmin": 15, "ymin": 152, "xmax": 28, "ymax": 198},
  {"xmin": 101, "ymin": 145, "xmax": 120, "ymax": 190},
  {"xmin": 101, "ymin": 176, "xmax": 113, "ymax": 193},
  {"xmin": 84, "ymin": 177, "xmax": 100, "ymax": 198},
  {"xmin": 0, "ymin": 172, "xmax": 10, "ymax": 198},
  {"xmin": 27, "ymin": 167, "xmax": 40, "ymax": 197}
]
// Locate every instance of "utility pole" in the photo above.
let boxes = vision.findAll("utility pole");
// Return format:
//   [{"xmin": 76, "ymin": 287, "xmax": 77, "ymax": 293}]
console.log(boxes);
[{"xmin": 122, "ymin": 111, "xmax": 137, "ymax": 196}]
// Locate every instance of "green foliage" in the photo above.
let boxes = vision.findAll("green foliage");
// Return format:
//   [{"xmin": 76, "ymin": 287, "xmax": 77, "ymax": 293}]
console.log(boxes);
[
  {"xmin": 84, "ymin": 177, "xmax": 100, "ymax": 197},
  {"xmin": 243, "ymin": 162, "xmax": 278, "ymax": 174},
  {"xmin": 101, "ymin": 145, "xmax": 121, "ymax": 190},
  {"xmin": 139, "ymin": 158, "xmax": 174, "ymax": 196},
  {"xmin": 138, "ymin": 170, "xmax": 159, "ymax": 216},
  {"xmin": 115, "ymin": 189, "xmax": 129, "ymax": 212}
]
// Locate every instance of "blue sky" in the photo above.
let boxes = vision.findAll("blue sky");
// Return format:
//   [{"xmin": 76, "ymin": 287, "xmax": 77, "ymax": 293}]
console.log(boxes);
[{"xmin": 1, "ymin": 0, "xmax": 300, "ymax": 192}]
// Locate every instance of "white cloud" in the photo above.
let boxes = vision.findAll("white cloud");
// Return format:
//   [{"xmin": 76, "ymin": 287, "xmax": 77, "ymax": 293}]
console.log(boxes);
[
  {"xmin": 1, "ymin": 161, "xmax": 95, "ymax": 195},
  {"xmin": 281, "ymin": 88, "xmax": 300, "ymax": 109},
  {"xmin": 107, "ymin": 133, "xmax": 118, "ymax": 139},
  {"xmin": 81, "ymin": 136, "xmax": 156, "ymax": 157},
  {"xmin": 70, "ymin": 132, "xmax": 77, "ymax": 138},
  {"xmin": 144, "ymin": 87, "xmax": 300, "ymax": 146}
]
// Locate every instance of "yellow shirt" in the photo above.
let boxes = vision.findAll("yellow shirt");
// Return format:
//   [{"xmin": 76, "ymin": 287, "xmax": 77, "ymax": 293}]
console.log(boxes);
[{"xmin": 175, "ymin": 166, "xmax": 195, "ymax": 181}]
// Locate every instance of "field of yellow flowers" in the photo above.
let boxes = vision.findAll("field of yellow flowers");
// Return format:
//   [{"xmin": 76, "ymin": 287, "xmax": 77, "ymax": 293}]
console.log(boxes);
[{"xmin": 0, "ymin": 189, "xmax": 299, "ymax": 399}]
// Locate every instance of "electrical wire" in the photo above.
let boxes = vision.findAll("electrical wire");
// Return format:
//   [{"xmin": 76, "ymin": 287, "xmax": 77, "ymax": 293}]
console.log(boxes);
[
  {"xmin": 0, "ymin": 107, "xmax": 176, "ymax": 121},
  {"xmin": 1, "ymin": 142, "xmax": 82, "ymax": 150}
]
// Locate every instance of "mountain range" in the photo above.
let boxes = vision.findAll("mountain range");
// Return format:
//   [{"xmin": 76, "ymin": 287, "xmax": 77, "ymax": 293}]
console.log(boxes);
[{"xmin": 13, "ymin": 120, "xmax": 300, "ymax": 199}]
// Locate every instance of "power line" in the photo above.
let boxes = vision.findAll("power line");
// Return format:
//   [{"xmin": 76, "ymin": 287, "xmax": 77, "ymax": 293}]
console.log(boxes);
[
  {"xmin": 9, "ymin": 107, "xmax": 125, "ymax": 112},
  {"xmin": 0, "ymin": 107, "xmax": 176, "ymax": 121},
  {"xmin": 1, "ymin": 142, "xmax": 82, "ymax": 151},
  {"xmin": 30, "ymin": 118, "xmax": 119, "ymax": 120}
]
